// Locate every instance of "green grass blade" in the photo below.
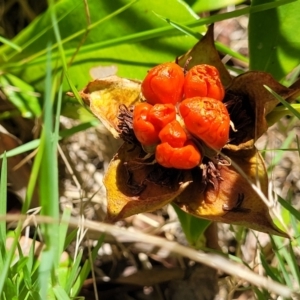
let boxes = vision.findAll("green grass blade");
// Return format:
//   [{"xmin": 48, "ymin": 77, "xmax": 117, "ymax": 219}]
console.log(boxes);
[
  {"xmin": 0, "ymin": 3, "xmax": 79, "ymax": 61},
  {"xmin": 57, "ymin": 207, "xmax": 72, "ymax": 265},
  {"xmin": 64, "ymin": 229, "xmax": 78, "ymax": 250},
  {"xmin": 287, "ymin": 242, "xmax": 300, "ymax": 287},
  {"xmin": 0, "ymin": 140, "xmax": 40, "ymax": 159},
  {"xmin": 64, "ymin": 249, "xmax": 83, "ymax": 294},
  {"xmin": 0, "ymin": 74, "xmax": 41, "ymax": 118},
  {"xmin": 0, "ymin": 119, "xmax": 99, "ymax": 159},
  {"xmin": 72, "ymin": 235, "xmax": 105, "ymax": 297},
  {"xmin": 0, "ymin": 232, "xmax": 19, "ymax": 297},
  {"xmin": 265, "ymin": 85, "xmax": 300, "ymax": 120},
  {"xmin": 253, "ymin": 286, "xmax": 269, "ymax": 300},
  {"xmin": 38, "ymin": 43, "xmax": 59, "ymax": 298},
  {"xmin": 155, "ymin": 14, "xmax": 248, "ymax": 63},
  {"xmin": 0, "ymin": 36, "xmax": 21, "ymax": 52},
  {"xmin": 9, "ymin": 0, "xmax": 295, "ymax": 70},
  {"xmin": 53, "ymin": 285, "xmax": 70, "ymax": 300},
  {"xmin": 267, "ymin": 104, "xmax": 300, "ymax": 126},
  {"xmin": 13, "ymin": 0, "xmax": 137, "ymax": 67},
  {"xmin": 270, "ymin": 236, "xmax": 292, "ymax": 287},
  {"xmin": 0, "ymin": 153, "xmax": 7, "ymax": 242},
  {"xmin": 277, "ymin": 195, "xmax": 300, "ymax": 221},
  {"xmin": 259, "ymin": 252, "xmax": 281, "ymax": 282}
]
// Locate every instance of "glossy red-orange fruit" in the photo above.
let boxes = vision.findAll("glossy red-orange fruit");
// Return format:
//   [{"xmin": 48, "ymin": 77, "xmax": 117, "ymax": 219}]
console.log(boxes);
[
  {"xmin": 132, "ymin": 103, "xmax": 160, "ymax": 146},
  {"xmin": 155, "ymin": 140, "xmax": 201, "ymax": 169},
  {"xmin": 141, "ymin": 62, "xmax": 184, "ymax": 105},
  {"xmin": 158, "ymin": 120, "xmax": 187, "ymax": 148},
  {"xmin": 183, "ymin": 64, "xmax": 225, "ymax": 101},
  {"xmin": 179, "ymin": 97, "xmax": 230, "ymax": 149},
  {"xmin": 147, "ymin": 103, "xmax": 176, "ymax": 130}
]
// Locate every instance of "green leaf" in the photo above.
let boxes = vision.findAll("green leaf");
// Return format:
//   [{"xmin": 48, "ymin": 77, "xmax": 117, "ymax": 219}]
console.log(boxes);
[
  {"xmin": 0, "ymin": 153, "xmax": 7, "ymax": 243},
  {"xmin": 190, "ymin": 0, "xmax": 245, "ymax": 13},
  {"xmin": 0, "ymin": 36, "xmax": 21, "ymax": 53},
  {"xmin": 0, "ymin": 0, "xmax": 202, "ymax": 92},
  {"xmin": 72, "ymin": 235, "xmax": 105, "ymax": 297},
  {"xmin": 172, "ymin": 204, "xmax": 210, "ymax": 248},
  {"xmin": 0, "ymin": 74, "xmax": 41, "ymax": 118},
  {"xmin": 64, "ymin": 249, "xmax": 82, "ymax": 294},
  {"xmin": 52, "ymin": 285, "xmax": 70, "ymax": 300},
  {"xmin": 249, "ymin": 0, "xmax": 300, "ymax": 80},
  {"xmin": 38, "ymin": 43, "xmax": 60, "ymax": 298},
  {"xmin": 270, "ymin": 236, "xmax": 292, "ymax": 287}
]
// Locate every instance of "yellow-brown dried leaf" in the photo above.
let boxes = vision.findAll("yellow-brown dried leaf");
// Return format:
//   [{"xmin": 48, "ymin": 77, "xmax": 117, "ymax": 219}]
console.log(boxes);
[
  {"xmin": 105, "ymin": 143, "xmax": 192, "ymax": 221},
  {"xmin": 80, "ymin": 76, "xmax": 141, "ymax": 137},
  {"xmin": 175, "ymin": 149, "xmax": 287, "ymax": 237}
]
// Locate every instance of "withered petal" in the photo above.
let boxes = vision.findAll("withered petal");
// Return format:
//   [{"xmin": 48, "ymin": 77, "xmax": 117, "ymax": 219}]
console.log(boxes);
[
  {"xmin": 174, "ymin": 149, "xmax": 287, "ymax": 237},
  {"xmin": 80, "ymin": 76, "xmax": 141, "ymax": 137},
  {"xmin": 104, "ymin": 143, "xmax": 192, "ymax": 222},
  {"xmin": 177, "ymin": 24, "xmax": 232, "ymax": 87}
]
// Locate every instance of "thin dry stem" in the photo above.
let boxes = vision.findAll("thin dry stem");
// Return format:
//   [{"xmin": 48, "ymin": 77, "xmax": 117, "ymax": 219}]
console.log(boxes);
[{"xmin": 1, "ymin": 213, "xmax": 298, "ymax": 299}]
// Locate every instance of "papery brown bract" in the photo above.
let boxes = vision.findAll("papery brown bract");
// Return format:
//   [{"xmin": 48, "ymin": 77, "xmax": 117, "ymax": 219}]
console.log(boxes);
[
  {"xmin": 224, "ymin": 71, "xmax": 299, "ymax": 151},
  {"xmin": 105, "ymin": 143, "xmax": 192, "ymax": 221},
  {"xmin": 80, "ymin": 76, "xmax": 141, "ymax": 138},
  {"xmin": 174, "ymin": 149, "xmax": 287, "ymax": 237}
]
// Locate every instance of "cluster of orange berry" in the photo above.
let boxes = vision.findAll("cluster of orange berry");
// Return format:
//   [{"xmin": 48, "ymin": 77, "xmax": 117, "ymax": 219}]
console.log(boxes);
[{"xmin": 132, "ymin": 62, "xmax": 230, "ymax": 169}]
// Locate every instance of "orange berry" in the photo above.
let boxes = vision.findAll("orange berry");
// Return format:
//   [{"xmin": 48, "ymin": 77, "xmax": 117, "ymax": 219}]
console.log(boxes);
[
  {"xmin": 179, "ymin": 97, "xmax": 230, "ymax": 149},
  {"xmin": 158, "ymin": 120, "xmax": 187, "ymax": 148},
  {"xmin": 184, "ymin": 64, "xmax": 225, "ymax": 101},
  {"xmin": 147, "ymin": 103, "xmax": 176, "ymax": 130},
  {"xmin": 155, "ymin": 141, "xmax": 201, "ymax": 169},
  {"xmin": 133, "ymin": 103, "xmax": 160, "ymax": 146},
  {"xmin": 141, "ymin": 62, "xmax": 184, "ymax": 105}
]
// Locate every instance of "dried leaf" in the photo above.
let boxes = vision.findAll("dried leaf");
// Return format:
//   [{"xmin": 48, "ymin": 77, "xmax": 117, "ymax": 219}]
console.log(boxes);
[
  {"xmin": 105, "ymin": 143, "xmax": 192, "ymax": 221},
  {"xmin": 175, "ymin": 149, "xmax": 287, "ymax": 237},
  {"xmin": 177, "ymin": 24, "xmax": 232, "ymax": 87},
  {"xmin": 80, "ymin": 76, "xmax": 141, "ymax": 137}
]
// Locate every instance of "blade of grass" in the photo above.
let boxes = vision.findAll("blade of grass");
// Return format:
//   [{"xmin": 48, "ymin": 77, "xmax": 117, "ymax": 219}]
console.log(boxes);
[
  {"xmin": 71, "ymin": 234, "xmax": 105, "ymax": 297},
  {"xmin": 154, "ymin": 13, "xmax": 248, "ymax": 63},
  {"xmin": 265, "ymin": 85, "xmax": 300, "ymax": 120},
  {"xmin": 5, "ymin": 0, "xmax": 295, "ymax": 70},
  {"xmin": 64, "ymin": 249, "xmax": 83, "ymax": 294},
  {"xmin": 270, "ymin": 236, "xmax": 292, "ymax": 287},
  {"xmin": 277, "ymin": 195, "xmax": 300, "ymax": 221},
  {"xmin": 6, "ymin": 0, "xmax": 138, "ymax": 65},
  {"xmin": 0, "ymin": 153, "xmax": 7, "ymax": 242},
  {"xmin": 288, "ymin": 242, "xmax": 300, "ymax": 288},
  {"xmin": 273, "ymin": 238, "xmax": 299, "ymax": 288},
  {"xmin": 267, "ymin": 104, "xmax": 300, "ymax": 126},
  {"xmin": 0, "ymin": 119, "xmax": 99, "ymax": 159},
  {"xmin": 0, "ymin": 36, "xmax": 22, "ymax": 53},
  {"xmin": 57, "ymin": 207, "xmax": 72, "ymax": 268},
  {"xmin": 53, "ymin": 285, "xmax": 70, "ymax": 300},
  {"xmin": 259, "ymin": 252, "xmax": 282, "ymax": 283},
  {"xmin": 64, "ymin": 229, "xmax": 78, "ymax": 250},
  {"xmin": 266, "ymin": 130, "xmax": 295, "ymax": 171},
  {"xmin": 38, "ymin": 42, "xmax": 60, "ymax": 297},
  {"xmin": 253, "ymin": 287, "xmax": 269, "ymax": 300},
  {"xmin": 0, "ymin": 153, "xmax": 7, "ymax": 275},
  {"xmin": 0, "ymin": 3, "xmax": 80, "ymax": 61}
]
